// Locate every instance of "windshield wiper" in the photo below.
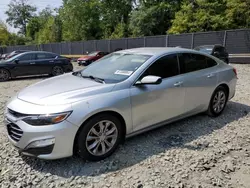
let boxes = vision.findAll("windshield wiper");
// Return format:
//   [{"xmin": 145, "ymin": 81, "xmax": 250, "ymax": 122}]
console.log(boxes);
[{"xmin": 81, "ymin": 74, "xmax": 105, "ymax": 84}]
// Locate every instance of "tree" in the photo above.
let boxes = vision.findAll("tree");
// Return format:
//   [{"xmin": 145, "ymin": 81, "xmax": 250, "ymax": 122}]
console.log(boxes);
[
  {"xmin": 26, "ymin": 7, "xmax": 56, "ymax": 42},
  {"xmin": 60, "ymin": 0, "xmax": 102, "ymax": 41},
  {"xmin": 0, "ymin": 21, "xmax": 10, "ymax": 46},
  {"xmin": 129, "ymin": 1, "xmax": 181, "ymax": 36},
  {"xmin": 225, "ymin": 0, "xmax": 250, "ymax": 29},
  {"xmin": 5, "ymin": 0, "xmax": 36, "ymax": 35},
  {"xmin": 100, "ymin": 0, "xmax": 132, "ymax": 38},
  {"xmin": 169, "ymin": 0, "xmax": 228, "ymax": 34}
]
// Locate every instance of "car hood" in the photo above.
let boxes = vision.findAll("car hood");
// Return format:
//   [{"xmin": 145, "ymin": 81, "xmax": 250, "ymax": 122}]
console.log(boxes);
[
  {"xmin": 17, "ymin": 73, "xmax": 115, "ymax": 105},
  {"xmin": 78, "ymin": 56, "xmax": 95, "ymax": 61}
]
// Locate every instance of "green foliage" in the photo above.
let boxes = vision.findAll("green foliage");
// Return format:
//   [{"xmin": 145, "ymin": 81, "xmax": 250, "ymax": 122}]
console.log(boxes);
[
  {"xmin": 5, "ymin": 0, "xmax": 36, "ymax": 35},
  {"xmin": 169, "ymin": 0, "xmax": 228, "ymax": 34},
  {"xmin": 129, "ymin": 1, "xmax": 181, "ymax": 36},
  {"xmin": 60, "ymin": 0, "xmax": 102, "ymax": 41},
  {"xmin": 37, "ymin": 16, "xmax": 62, "ymax": 44},
  {"xmin": 4, "ymin": 0, "xmax": 250, "ymax": 45},
  {"xmin": 0, "ymin": 21, "xmax": 10, "ymax": 46}
]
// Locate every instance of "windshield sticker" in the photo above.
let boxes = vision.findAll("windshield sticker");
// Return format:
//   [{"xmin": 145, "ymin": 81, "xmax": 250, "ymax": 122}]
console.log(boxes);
[{"xmin": 114, "ymin": 70, "xmax": 133, "ymax": 76}]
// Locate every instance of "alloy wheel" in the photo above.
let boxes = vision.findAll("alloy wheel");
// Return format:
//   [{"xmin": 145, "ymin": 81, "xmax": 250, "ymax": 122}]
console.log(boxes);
[
  {"xmin": 86, "ymin": 120, "xmax": 118, "ymax": 156},
  {"xmin": 212, "ymin": 90, "xmax": 226, "ymax": 113}
]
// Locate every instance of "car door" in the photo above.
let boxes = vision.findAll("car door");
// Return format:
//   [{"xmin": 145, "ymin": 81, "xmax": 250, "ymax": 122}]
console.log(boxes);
[
  {"xmin": 178, "ymin": 53, "xmax": 218, "ymax": 114},
  {"xmin": 35, "ymin": 53, "xmax": 57, "ymax": 74},
  {"xmin": 130, "ymin": 54, "xmax": 186, "ymax": 132},
  {"xmin": 12, "ymin": 53, "xmax": 38, "ymax": 76}
]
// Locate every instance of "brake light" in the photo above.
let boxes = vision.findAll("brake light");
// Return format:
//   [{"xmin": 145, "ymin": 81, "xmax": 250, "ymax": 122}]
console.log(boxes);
[{"xmin": 233, "ymin": 68, "xmax": 237, "ymax": 78}]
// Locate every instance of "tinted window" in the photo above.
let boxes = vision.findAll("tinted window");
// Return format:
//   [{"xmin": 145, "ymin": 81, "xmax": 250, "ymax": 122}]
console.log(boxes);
[
  {"xmin": 179, "ymin": 53, "xmax": 207, "ymax": 73},
  {"xmin": 214, "ymin": 46, "xmax": 225, "ymax": 53},
  {"xmin": 142, "ymin": 54, "xmax": 179, "ymax": 79},
  {"xmin": 36, "ymin": 53, "xmax": 56, "ymax": 60},
  {"xmin": 19, "ymin": 53, "xmax": 35, "ymax": 61},
  {"xmin": 206, "ymin": 57, "xmax": 217, "ymax": 67}
]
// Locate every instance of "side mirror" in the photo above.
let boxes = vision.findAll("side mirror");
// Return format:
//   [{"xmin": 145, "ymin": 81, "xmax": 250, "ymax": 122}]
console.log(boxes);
[
  {"xmin": 136, "ymin": 75, "xmax": 162, "ymax": 85},
  {"xmin": 14, "ymin": 59, "xmax": 19, "ymax": 64}
]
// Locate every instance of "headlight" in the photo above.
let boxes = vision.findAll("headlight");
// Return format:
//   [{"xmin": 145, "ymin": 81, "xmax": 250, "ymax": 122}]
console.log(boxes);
[{"xmin": 22, "ymin": 111, "xmax": 72, "ymax": 126}]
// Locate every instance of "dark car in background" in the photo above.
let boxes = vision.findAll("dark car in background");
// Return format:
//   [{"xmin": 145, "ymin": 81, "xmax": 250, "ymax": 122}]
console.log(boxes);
[
  {"xmin": 5, "ymin": 50, "xmax": 31, "ymax": 60},
  {"xmin": 77, "ymin": 51, "xmax": 109, "ymax": 66},
  {"xmin": 0, "ymin": 51, "xmax": 73, "ymax": 81},
  {"xmin": 194, "ymin": 45, "xmax": 229, "ymax": 64}
]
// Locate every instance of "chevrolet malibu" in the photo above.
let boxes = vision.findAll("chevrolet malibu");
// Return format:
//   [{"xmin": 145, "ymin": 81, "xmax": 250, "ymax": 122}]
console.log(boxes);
[{"xmin": 5, "ymin": 48, "xmax": 237, "ymax": 161}]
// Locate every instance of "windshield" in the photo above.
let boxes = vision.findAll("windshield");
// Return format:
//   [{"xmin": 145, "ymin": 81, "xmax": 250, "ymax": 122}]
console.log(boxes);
[
  {"xmin": 88, "ymin": 52, "xmax": 98, "ymax": 56},
  {"xmin": 80, "ymin": 53, "xmax": 151, "ymax": 83},
  {"xmin": 5, "ymin": 53, "xmax": 24, "ymax": 62}
]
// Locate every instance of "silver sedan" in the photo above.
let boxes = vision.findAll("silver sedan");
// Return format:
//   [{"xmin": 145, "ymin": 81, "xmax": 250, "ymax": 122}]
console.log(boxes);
[{"xmin": 5, "ymin": 47, "xmax": 237, "ymax": 161}]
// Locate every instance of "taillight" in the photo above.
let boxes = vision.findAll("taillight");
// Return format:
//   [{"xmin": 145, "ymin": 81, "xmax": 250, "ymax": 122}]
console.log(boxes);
[{"xmin": 233, "ymin": 68, "xmax": 237, "ymax": 78}]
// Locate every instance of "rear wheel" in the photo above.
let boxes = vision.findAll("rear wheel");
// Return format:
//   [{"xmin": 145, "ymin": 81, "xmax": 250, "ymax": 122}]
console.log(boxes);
[
  {"xmin": 77, "ymin": 114, "xmax": 123, "ymax": 161},
  {"xmin": 207, "ymin": 86, "xmax": 228, "ymax": 117},
  {"xmin": 51, "ymin": 66, "xmax": 64, "ymax": 76},
  {"xmin": 0, "ymin": 69, "xmax": 10, "ymax": 81}
]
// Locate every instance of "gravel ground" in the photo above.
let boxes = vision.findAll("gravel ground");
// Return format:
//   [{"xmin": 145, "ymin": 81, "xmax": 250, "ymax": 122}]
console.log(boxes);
[{"xmin": 1, "ymin": 63, "xmax": 250, "ymax": 188}]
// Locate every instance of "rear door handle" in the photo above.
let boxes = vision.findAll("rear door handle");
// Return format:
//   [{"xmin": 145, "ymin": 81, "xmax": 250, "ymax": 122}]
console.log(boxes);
[
  {"xmin": 49, "ymin": 60, "xmax": 54, "ymax": 63},
  {"xmin": 207, "ymin": 73, "xmax": 215, "ymax": 78},
  {"xmin": 174, "ymin": 81, "xmax": 183, "ymax": 87},
  {"xmin": 30, "ymin": 62, "xmax": 36, "ymax": 65}
]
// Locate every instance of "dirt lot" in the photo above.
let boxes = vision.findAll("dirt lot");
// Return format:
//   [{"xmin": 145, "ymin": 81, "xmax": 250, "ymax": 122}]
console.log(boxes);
[{"xmin": 1, "ymin": 63, "xmax": 250, "ymax": 188}]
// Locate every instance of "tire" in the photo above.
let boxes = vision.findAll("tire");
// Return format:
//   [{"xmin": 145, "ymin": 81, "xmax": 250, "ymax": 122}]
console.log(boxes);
[
  {"xmin": 0, "ymin": 69, "xmax": 10, "ymax": 82},
  {"xmin": 51, "ymin": 66, "xmax": 64, "ymax": 76},
  {"xmin": 207, "ymin": 86, "xmax": 228, "ymax": 117},
  {"xmin": 77, "ymin": 114, "xmax": 123, "ymax": 161}
]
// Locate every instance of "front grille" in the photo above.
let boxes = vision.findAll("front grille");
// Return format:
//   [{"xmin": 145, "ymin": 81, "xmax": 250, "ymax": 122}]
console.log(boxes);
[
  {"xmin": 7, "ymin": 122, "xmax": 23, "ymax": 142},
  {"xmin": 8, "ymin": 108, "xmax": 28, "ymax": 118}
]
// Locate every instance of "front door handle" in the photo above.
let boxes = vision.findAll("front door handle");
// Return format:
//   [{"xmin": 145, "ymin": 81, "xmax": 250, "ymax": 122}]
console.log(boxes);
[
  {"xmin": 207, "ymin": 73, "xmax": 215, "ymax": 78},
  {"xmin": 49, "ymin": 60, "xmax": 54, "ymax": 63},
  {"xmin": 30, "ymin": 62, "xmax": 36, "ymax": 65},
  {"xmin": 174, "ymin": 81, "xmax": 183, "ymax": 87}
]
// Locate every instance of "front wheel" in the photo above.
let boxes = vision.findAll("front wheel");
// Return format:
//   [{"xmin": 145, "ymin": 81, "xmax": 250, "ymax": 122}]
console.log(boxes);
[
  {"xmin": 77, "ymin": 114, "xmax": 123, "ymax": 161},
  {"xmin": 207, "ymin": 86, "xmax": 228, "ymax": 117}
]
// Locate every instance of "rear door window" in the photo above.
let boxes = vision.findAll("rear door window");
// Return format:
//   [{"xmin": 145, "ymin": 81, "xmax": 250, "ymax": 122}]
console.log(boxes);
[{"xmin": 178, "ymin": 53, "xmax": 208, "ymax": 73}]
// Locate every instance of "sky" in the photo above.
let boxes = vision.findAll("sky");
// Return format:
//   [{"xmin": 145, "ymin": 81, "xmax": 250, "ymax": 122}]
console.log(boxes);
[{"xmin": 0, "ymin": 0, "xmax": 62, "ymax": 32}]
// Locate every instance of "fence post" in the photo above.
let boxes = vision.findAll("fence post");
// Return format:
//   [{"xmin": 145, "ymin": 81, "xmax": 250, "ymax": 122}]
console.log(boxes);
[
  {"xmin": 165, "ymin": 35, "xmax": 169, "ymax": 47},
  {"xmin": 191, "ymin": 33, "xmax": 194, "ymax": 49},
  {"xmin": 69, "ymin": 42, "xmax": 72, "ymax": 55},
  {"xmin": 126, "ymin": 38, "xmax": 128, "ymax": 49},
  {"xmin": 94, "ymin": 40, "xmax": 97, "ymax": 51},
  {"xmin": 82, "ymin": 41, "xmax": 85, "ymax": 54},
  {"xmin": 223, "ymin": 31, "xmax": 227, "ymax": 47},
  {"xmin": 59, "ymin": 43, "xmax": 62, "ymax": 55},
  {"xmin": 50, "ymin": 43, "xmax": 52, "ymax": 52},
  {"xmin": 108, "ymin": 40, "xmax": 111, "ymax": 52},
  {"xmin": 144, "ymin": 37, "xmax": 146, "ymax": 47}
]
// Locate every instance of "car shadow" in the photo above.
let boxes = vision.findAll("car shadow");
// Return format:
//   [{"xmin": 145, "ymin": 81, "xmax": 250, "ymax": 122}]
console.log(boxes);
[{"xmin": 22, "ymin": 101, "xmax": 250, "ymax": 178}]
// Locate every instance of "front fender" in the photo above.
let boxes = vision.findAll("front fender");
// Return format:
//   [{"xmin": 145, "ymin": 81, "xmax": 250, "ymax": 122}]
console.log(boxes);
[{"xmin": 67, "ymin": 88, "xmax": 133, "ymax": 135}]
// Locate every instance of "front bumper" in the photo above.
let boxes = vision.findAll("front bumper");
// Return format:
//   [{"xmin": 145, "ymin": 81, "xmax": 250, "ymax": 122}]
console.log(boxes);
[{"xmin": 5, "ymin": 109, "xmax": 79, "ymax": 160}]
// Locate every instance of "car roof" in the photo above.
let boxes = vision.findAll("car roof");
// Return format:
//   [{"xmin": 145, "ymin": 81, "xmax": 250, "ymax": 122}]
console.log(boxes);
[
  {"xmin": 21, "ymin": 51, "xmax": 57, "ymax": 55},
  {"xmin": 195, "ymin": 44, "xmax": 224, "ymax": 49},
  {"xmin": 116, "ymin": 47, "xmax": 196, "ymax": 56}
]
